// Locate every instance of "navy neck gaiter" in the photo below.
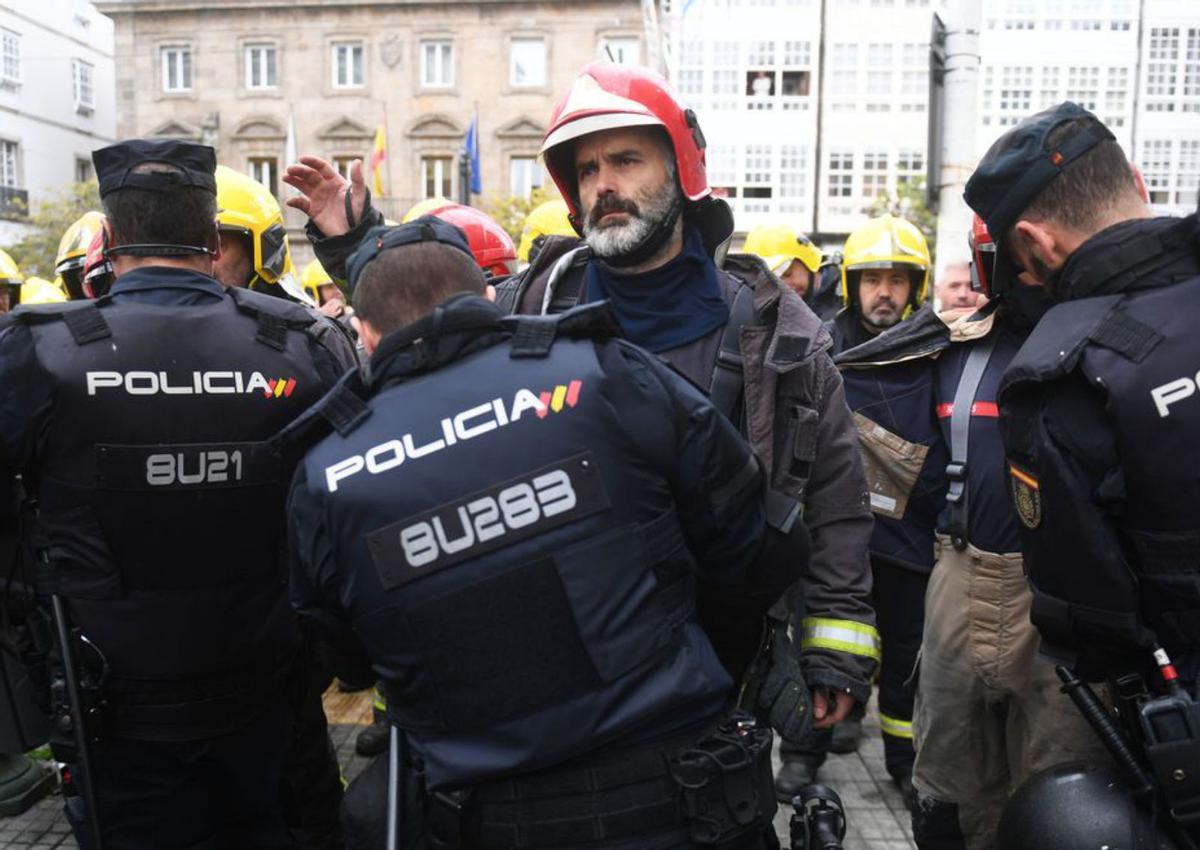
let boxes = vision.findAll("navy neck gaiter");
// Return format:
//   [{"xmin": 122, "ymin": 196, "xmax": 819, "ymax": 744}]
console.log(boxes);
[{"xmin": 584, "ymin": 226, "xmax": 729, "ymax": 354}]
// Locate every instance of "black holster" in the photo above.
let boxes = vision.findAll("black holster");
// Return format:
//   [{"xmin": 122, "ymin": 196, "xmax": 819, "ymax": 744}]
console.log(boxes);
[{"xmin": 669, "ymin": 712, "xmax": 778, "ymax": 846}]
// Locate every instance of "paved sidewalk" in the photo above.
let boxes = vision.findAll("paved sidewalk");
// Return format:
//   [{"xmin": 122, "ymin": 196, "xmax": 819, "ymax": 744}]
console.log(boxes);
[{"xmin": 0, "ymin": 691, "xmax": 915, "ymax": 849}]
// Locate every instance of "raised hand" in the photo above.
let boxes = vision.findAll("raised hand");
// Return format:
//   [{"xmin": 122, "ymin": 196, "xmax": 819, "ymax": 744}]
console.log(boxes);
[{"xmin": 282, "ymin": 155, "xmax": 367, "ymax": 238}]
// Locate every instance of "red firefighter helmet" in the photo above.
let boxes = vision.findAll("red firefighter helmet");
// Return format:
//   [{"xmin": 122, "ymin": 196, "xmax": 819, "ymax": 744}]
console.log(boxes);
[
  {"xmin": 969, "ymin": 214, "xmax": 998, "ymax": 298},
  {"xmin": 83, "ymin": 226, "xmax": 115, "ymax": 298},
  {"xmin": 540, "ymin": 62, "xmax": 710, "ymax": 233},
  {"xmin": 427, "ymin": 204, "xmax": 518, "ymax": 279}
]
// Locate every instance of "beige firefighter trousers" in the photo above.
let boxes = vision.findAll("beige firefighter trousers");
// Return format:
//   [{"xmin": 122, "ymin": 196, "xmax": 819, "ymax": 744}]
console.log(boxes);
[{"xmin": 911, "ymin": 536, "xmax": 1110, "ymax": 850}]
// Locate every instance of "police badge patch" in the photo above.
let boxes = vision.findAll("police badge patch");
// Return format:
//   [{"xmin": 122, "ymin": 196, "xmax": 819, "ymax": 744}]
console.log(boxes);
[{"xmin": 1008, "ymin": 463, "xmax": 1041, "ymax": 529}]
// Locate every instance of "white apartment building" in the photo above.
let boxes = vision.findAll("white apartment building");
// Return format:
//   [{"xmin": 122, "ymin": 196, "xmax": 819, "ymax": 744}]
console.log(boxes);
[
  {"xmin": 0, "ymin": 0, "xmax": 116, "ymax": 242},
  {"xmin": 668, "ymin": 0, "xmax": 1200, "ymax": 240}
]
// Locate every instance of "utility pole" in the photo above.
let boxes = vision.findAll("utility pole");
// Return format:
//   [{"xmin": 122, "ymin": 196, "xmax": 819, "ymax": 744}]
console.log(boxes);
[
  {"xmin": 811, "ymin": 0, "xmax": 829, "ymax": 238},
  {"xmin": 932, "ymin": 0, "xmax": 982, "ymax": 275}
]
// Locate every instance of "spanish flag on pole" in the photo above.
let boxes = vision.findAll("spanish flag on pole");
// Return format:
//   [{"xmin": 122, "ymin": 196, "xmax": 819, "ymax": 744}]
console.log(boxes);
[{"xmin": 369, "ymin": 125, "xmax": 387, "ymax": 196}]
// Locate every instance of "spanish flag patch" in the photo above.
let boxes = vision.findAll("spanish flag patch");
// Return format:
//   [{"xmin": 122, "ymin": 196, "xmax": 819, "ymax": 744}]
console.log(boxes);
[{"xmin": 1008, "ymin": 463, "xmax": 1041, "ymax": 529}]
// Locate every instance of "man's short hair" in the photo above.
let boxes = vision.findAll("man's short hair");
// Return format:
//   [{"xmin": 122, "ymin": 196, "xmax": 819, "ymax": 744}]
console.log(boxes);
[
  {"xmin": 1009, "ymin": 117, "xmax": 1140, "ymax": 238},
  {"xmin": 102, "ymin": 162, "xmax": 217, "ymax": 250},
  {"xmin": 353, "ymin": 241, "xmax": 487, "ymax": 336}
]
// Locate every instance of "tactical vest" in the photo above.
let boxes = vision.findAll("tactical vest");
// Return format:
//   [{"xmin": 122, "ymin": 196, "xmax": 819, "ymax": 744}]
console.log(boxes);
[
  {"xmin": 1002, "ymin": 279, "xmax": 1200, "ymax": 655},
  {"xmin": 302, "ymin": 316, "xmax": 729, "ymax": 788},
  {"xmin": 17, "ymin": 289, "xmax": 328, "ymax": 713}
]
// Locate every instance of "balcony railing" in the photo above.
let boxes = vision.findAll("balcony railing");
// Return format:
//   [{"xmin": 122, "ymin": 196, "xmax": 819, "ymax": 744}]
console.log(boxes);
[{"xmin": 0, "ymin": 186, "xmax": 28, "ymax": 220}]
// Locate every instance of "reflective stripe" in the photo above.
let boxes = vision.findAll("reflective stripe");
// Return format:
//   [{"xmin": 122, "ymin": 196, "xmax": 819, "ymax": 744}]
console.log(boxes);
[
  {"xmin": 799, "ymin": 617, "xmax": 882, "ymax": 662},
  {"xmin": 373, "ymin": 686, "xmax": 387, "ymax": 712},
  {"xmin": 879, "ymin": 711, "xmax": 914, "ymax": 740}
]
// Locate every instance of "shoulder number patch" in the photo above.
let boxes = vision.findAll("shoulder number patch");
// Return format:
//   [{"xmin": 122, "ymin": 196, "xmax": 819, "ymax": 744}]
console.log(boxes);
[{"xmin": 1008, "ymin": 463, "xmax": 1041, "ymax": 530}]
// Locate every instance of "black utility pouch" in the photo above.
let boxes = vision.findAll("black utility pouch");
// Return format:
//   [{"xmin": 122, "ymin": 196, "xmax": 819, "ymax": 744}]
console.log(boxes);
[
  {"xmin": 1139, "ymin": 693, "xmax": 1200, "ymax": 826},
  {"xmin": 669, "ymin": 712, "xmax": 778, "ymax": 845}
]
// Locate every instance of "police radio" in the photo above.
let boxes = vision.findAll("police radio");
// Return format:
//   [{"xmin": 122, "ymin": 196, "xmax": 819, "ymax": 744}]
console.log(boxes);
[{"xmin": 1138, "ymin": 649, "xmax": 1200, "ymax": 829}]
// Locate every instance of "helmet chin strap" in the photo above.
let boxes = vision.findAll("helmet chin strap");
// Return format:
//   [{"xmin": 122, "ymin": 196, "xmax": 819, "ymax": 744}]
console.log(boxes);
[{"xmin": 598, "ymin": 195, "xmax": 683, "ymax": 269}]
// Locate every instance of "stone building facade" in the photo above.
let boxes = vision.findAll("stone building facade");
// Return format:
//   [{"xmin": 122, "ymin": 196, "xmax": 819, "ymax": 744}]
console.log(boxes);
[{"xmin": 96, "ymin": 0, "xmax": 642, "ymax": 231}]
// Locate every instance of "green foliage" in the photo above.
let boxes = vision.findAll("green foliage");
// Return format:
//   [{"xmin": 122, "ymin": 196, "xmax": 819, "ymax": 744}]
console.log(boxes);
[
  {"xmin": 484, "ymin": 187, "xmax": 554, "ymax": 242},
  {"xmin": 6, "ymin": 181, "xmax": 102, "ymax": 278},
  {"xmin": 866, "ymin": 176, "xmax": 937, "ymax": 263}
]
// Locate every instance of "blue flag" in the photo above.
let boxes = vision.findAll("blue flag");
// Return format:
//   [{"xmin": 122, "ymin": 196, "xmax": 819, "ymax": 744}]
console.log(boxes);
[{"xmin": 463, "ymin": 115, "xmax": 482, "ymax": 195}]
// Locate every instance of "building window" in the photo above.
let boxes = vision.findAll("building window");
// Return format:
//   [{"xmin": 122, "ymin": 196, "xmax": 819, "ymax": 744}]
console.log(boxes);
[
  {"xmin": 678, "ymin": 69, "xmax": 703, "ymax": 96},
  {"xmin": 999, "ymin": 65, "xmax": 1033, "ymax": 114},
  {"xmin": 421, "ymin": 40, "xmax": 454, "ymax": 88},
  {"xmin": 0, "ymin": 140, "xmax": 18, "ymax": 188},
  {"xmin": 1066, "ymin": 65, "xmax": 1100, "ymax": 111},
  {"xmin": 741, "ymin": 144, "xmax": 773, "ymax": 212},
  {"xmin": 707, "ymin": 144, "xmax": 737, "ymax": 197},
  {"xmin": 779, "ymin": 144, "xmax": 808, "ymax": 214},
  {"xmin": 249, "ymin": 157, "xmax": 278, "ymax": 197},
  {"xmin": 1, "ymin": 28, "xmax": 19, "ymax": 85},
  {"xmin": 75, "ymin": 157, "xmax": 93, "ymax": 183},
  {"xmin": 1177, "ymin": 140, "xmax": 1200, "ymax": 206},
  {"xmin": 332, "ymin": 42, "xmax": 364, "ymax": 89},
  {"xmin": 1039, "ymin": 66, "xmax": 1060, "ymax": 109},
  {"xmin": 897, "ymin": 150, "xmax": 924, "ymax": 184},
  {"xmin": 862, "ymin": 151, "xmax": 889, "ymax": 200},
  {"xmin": 600, "ymin": 36, "xmax": 640, "ymax": 66},
  {"xmin": 72, "ymin": 59, "xmax": 94, "ymax": 110},
  {"xmin": 421, "ymin": 156, "xmax": 453, "ymax": 198},
  {"xmin": 161, "ymin": 45, "xmax": 192, "ymax": 93},
  {"xmin": 510, "ymin": 38, "xmax": 546, "ymax": 87},
  {"xmin": 709, "ymin": 40, "xmax": 739, "ymax": 109},
  {"xmin": 509, "ymin": 156, "xmax": 544, "ymax": 199},
  {"xmin": 830, "ymin": 43, "xmax": 857, "ymax": 97},
  {"xmin": 246, "ymin": 44, "xmax": 277, "ymax": 90},
  {"xmin": 1145, "ymin": 28, "xmax": 1179, "ymax": 110},
  {"xmin": 828, "ymin": 151, "xmax": 854, "ymax": 198},
  {"xmin": 1140, "ymin": 139, "xmax": 1172, "ymax": 204}
]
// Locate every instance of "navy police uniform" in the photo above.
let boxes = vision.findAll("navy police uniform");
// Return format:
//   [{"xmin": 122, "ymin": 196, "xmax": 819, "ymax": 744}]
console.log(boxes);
[
  {"xmin": 965, "ymin": 104, "xmax": 1200, "ymax": 689},
  {"xmin": 999, "ymin": 214, "xmax": 1200, "ymax": 684},
  {"xmin": 288, "ymin": 221, "xmax": 798, "ymax": 849},
  {"xmin": 0, "ymin": 140, "xmax": 353, "ymax": 849}
]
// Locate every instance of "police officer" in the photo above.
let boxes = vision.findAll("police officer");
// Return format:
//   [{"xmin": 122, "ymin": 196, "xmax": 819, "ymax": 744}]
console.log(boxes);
[
  {"xmin": 288, "ymin": 217, "xmax": 798, "ymax": 849},
  {"xmin": 969, "ymin": 103, "xmax": 1200, "ymax": 844},
  {"xmin": 286, "ymin": 62, "xmax": 880, "ymax": 804},
  {"xmin": 0, "ymin": 139, "xmax": 355, "ymax": 848}
]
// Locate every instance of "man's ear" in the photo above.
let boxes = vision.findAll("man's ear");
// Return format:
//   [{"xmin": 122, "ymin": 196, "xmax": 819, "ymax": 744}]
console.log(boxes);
[
  {"xmin": 351, "ymin": 315, "xmax": 380, "ymax": 356},
  {"xmin": 209, "ymin": 221, "xmax": 222, "ymax": 260},
  {"xmin": 1012, "ymin": 219, "xmax": 1063, "ymax": 271},
  {"xmin": 1129, "ymin": 161, "xmax": 1151, "ymax": 204}
]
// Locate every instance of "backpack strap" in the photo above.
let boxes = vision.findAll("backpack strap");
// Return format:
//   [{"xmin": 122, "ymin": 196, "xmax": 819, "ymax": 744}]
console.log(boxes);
[
  {"xmin": 707, "ymin": 283, "xmax": 757, "ymax": 429},
  {"xmin": 945, "ymin": 336, "xmax": 997, "ymax": 551}
]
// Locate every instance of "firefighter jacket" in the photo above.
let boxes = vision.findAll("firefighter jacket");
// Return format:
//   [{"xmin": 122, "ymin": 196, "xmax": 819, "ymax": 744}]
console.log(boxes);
[
  {"xmin": 286, "ymin": 295, "xmax": 798, "ymax": 789},
  {"xmin": 0, "ymin": 268, "xmax": 353, "ymax": 740},
  {"xmin": 1000, "ymin": 213, "xmax": 1200, "ymax": 681},
  {"xmin": 835, "ymin": 303, "xmax": 1026, "ymax": 572}
]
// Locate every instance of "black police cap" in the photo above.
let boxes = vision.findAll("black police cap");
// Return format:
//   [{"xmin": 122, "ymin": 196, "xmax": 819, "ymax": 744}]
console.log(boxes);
[
  {"xmin": 965, "ymin": 102, "xmax": 1115, "ymax": 243},
  {"xmin": 93, "ymin": 139, "xmax": 217, "ymax": 199},
  {"xmin": 346, "ymin": 217, "xmax": 476, "ymax": 292}
]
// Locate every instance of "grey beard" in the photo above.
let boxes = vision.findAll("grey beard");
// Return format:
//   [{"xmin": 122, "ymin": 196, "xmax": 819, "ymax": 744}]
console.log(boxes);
[{"xmin": 582, "ymin": 187, "xmax": 676, "ymax": 260}]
